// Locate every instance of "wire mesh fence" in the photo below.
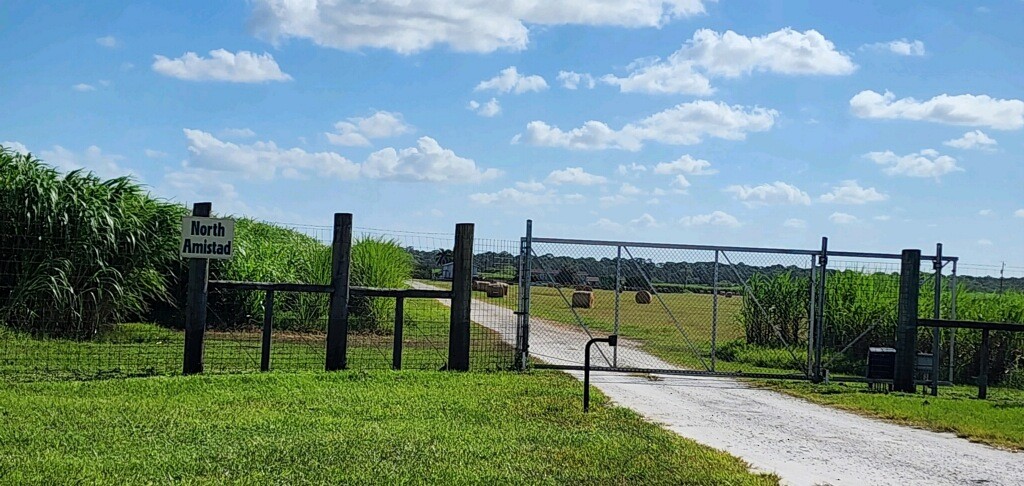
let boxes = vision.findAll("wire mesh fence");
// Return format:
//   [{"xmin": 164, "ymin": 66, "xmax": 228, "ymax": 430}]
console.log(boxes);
[
  {"xmin": 526, "ymin": 239, "xmax": 816, "ymax": 377},
  {"xmin": 1, "ymin": 220, "xmax": 518, "ymax": 381}
]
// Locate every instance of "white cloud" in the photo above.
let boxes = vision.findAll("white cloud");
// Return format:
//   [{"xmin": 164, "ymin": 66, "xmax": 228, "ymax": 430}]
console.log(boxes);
[
  {"xmin": 546, "ymin": 167, "xmax": 607, "ymax": 185},
  {"xmin": 468, "ymin": 98, "xmax": 502, "ymax": 117},
  {"xmin": 518, "ymin": 120, "xmax": 642, "ymax": 151},
  {"xmin": 220, "ymin": 128, "xmax": 257, "ymax": 139},
  {"xmin": 630, "ymin": 213, "xmax": 660, "ymax": 227},
  {"xmin": 978, "ymin": 209, "xmax": 993, "ymax": 216},
  {"xmin": 603, "ymin": 28, "xmax": 854, "ymax": 95},
  {"xmin": 725, "ymin": 181, "xmax": 810, "ymax": 207},
  {"xmin": 646, "ymin": 198, "xmax": 660, "ymax": 205},
  {"xmin": 850, "ymin": 90, "xmax": 1024, "ymax": 130},
  {"xmin": 184, "ymin": 129, "xmax": 497, "ymax": 183},
  {"xmin": 515, "ymin": 180, "xmax": 545, "ymax": 192},
  {"xmin": 619, "ymin": 183, "xmax": 644, "ymax": 196},
  {"xmin": 470, "ymin": 186, "xmax": 585, "ymax": 206},
  {"xmin": 2, "ymin": 141, "xmax": 29, "ymax": 155},
  {"xmin": 829, "ymin": 212, "xmax": 859, "ymax": 224},
  {"xmin": 671, "ymin": 175, "xmax": 691, "ymax": 192},
  {"xmin": 96, "ymin": 36, "xmax": 118, "ymax": 48},
  {"xmin": 519, "ymin": 100, "xmax": 776, "ymax": 151},
  {"xmin": 72, "ymin": 83, "xmax": 96, "ymax": 92},
  {"xmin": 679, "ymin": 211, "xmax": 740, "ymax": 228},
  {"xmin": 163, "ymin": 169, "xmax": 243, "ymax": 212},
  {"xmin": 602, "ymin": 58, "xmax": 711, "ymax": 95},
  {"xmin": 591, "ymin": 218, "xmax": 625, "ymax": 232},
  {"xmin": 475, "ymin": 67, "xmax": 548, "ymax": 94},
  {"xmin": 652, "ymin": 188, "xmax": 667, "ymax": 196},
  {"xmin": 361, "ymin": 137, "xmax": 501, "ymax": 183},
  {"xmin": 653, "ymin": 154, "xmax": 716, "ymax": 175},
  {"xmin": 819, "ymin": 180, "xmax": 889, "ymax": 204},
  {"xmin": 617, "ymin": 163, "xmax": 647, "ymax": 176},
  {"xmin": 865, "ymin": 149, "xmax": 963, "ymax": 179},
  {"xmin": 184, "ymin": 129, "xmax": 359, "ymax": 180},
  {"xmin": 39, "ymin": 145, "xmax": 134, "ymax": 180},
  {"xmin": 152, "ymin": 49, "xmax": 292, "ymax": 83},
  {"xmin": 250, "ymin": 0, "xmax": 710, "ymax": 54},
  {"xmin": 783, "ymin": 218, "xmax": 807, "ymax": 229},
  {"xmin": 144, "ymin": 149, "xmax": 168, "ymax": 159},
  {"xmin": 943, "ymin": 130, "xmax": 998, "ymax": 151},
  {"xmin": 599, "ymin": 194, "xmax": 634, "ymax": 207},
  {"xmin": 557, "ymin": 71, "xmax": 596, "ymax": 89},
  {"xmin": 1015, "ymin": 209, "xmax": 1024, "ymax": 218},
  {"xmin": 863, "ymin": 39, "xmax": 925, "ymax": 56},
  {"xmin": 977, "ymin": 239, "xmax": 993, "ymax": 246},
  {"xmin": 873, "ymin": 215, "xmax": 891, "ymax": 221},
  {"xmin": 326, "ymin": 111, "xmax": 412, "ymax": 146}
]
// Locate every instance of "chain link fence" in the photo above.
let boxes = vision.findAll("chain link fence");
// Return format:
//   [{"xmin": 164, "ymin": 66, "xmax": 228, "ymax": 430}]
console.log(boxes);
[{"xmin": 526, "ymin": 238, "xmax": 817, "ymax": 378}]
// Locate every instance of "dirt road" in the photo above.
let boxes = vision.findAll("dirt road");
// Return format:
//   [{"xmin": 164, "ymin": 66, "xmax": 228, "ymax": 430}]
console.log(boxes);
[{"xmin": 409, "ymin": 281, "xmax": 1022, "ymax": 485}]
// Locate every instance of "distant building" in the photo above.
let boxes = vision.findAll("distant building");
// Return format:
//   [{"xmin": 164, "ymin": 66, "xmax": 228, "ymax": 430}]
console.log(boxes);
[{"xmin": 439, "ymin": 262, "xmax": 479, "ymax": 280}]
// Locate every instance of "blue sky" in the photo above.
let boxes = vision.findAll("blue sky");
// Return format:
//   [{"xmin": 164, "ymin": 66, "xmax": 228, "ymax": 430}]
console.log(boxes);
[{"xmin": 1, "ymin": 1, "xmax": 1022, "ymax": 268}]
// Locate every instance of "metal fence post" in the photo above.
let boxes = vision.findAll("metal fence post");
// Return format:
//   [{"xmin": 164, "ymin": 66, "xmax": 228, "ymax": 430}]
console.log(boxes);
[
  {"xmin": 325, "ymin": 213, "xmax": 353, "ymax": 371},
  {"xmin": 931, "ymin": 243, "xmax": 942, "ymax": 396},
  {"xmin": 712, "ymin": 250, "xmax": 719, "ymax": 372},
  {"xmin": 894, "ymin": 249, "xmax": 921, "ymax": 393},
  {"xmin": 614, "ymin": 245, "xmax": 622, "ymax": 368},
  {"xmin": 183, "ymin": 202, "xmax": 212, "ymax": 375},
  {"xmin": 813, "ymin": 237, "xmax": 828, "ymax": 382},
  {"xmin": 807, "ymin": 253, "xmax": 817, "ymax": 377},
  {"xmin": 447, "ymin": 223, "xmax": 474, "ymax": 371},
  {"xmin": 516, "ymin": 220, "xmax": 532, "ymax": 371},
  {"xmin": 949, "ymin": 260, "xmax": 958, "ymax": 383}
]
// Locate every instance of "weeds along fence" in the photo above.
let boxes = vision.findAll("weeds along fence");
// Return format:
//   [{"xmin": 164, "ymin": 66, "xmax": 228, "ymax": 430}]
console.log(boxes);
[{"xmin": 0, "ymin": 211, "xmax": 519, "ymax": 381}]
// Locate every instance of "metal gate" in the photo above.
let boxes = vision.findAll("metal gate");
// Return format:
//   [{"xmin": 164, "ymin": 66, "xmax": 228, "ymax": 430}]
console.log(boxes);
[
  {"xmin": 517, "ymin": 229, "xmax": 820, "ymax": 379},
  {"xmin": 513, "ymin": 226, "xmax": 960, "ymax": 383}
]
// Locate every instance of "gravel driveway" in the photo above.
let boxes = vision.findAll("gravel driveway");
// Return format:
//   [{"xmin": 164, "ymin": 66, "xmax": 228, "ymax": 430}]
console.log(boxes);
[{"xmin": 410, "ymin": 281, "xmax": 1023, "ymax": 485}]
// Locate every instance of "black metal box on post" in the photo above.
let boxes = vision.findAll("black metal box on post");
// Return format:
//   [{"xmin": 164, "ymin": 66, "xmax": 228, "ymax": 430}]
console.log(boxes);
[{"xmin": 866, "ymin": 347, "xmax": 896, "ymax": 379}]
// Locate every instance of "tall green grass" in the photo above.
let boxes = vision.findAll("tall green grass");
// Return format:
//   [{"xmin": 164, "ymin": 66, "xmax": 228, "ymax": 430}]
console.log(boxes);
[
  {"xmin": 740, "ymin": 269, "xmax": 1024, "ymax": 386},
  {"xmin": 1, "ymin": 146, "xmax": 418, "ymax": 337},
  {"xmin": 350, "ymin": 236, "xmax": 414, "ymax": 332},
  {"xmin": 0, "ymin": 146, "xmax": 186, "ymax": 338}
]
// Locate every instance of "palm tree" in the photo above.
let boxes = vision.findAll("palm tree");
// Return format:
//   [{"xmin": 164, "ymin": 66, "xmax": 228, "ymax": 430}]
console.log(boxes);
[{"xmin": 434, "ymin": 248, "xmax": 454, "ymax": 266}]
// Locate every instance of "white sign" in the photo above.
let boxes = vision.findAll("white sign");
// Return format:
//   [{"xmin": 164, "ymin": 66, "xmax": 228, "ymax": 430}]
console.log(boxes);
[{"xmin": 180, "ymin": 216, "xmax": 235, "ymax": 260}]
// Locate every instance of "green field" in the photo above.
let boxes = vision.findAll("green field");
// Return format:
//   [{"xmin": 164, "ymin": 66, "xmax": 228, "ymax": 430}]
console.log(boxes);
[
  {"xmin": 0, "ymin": 298, "xmax": 514, "ymax": 380},
  {"xmin": 426, "ymin": 280, "xmax": 810, "ymax": 375},
  {"xmin": 761, "ymin": 381, "xmax": 1024, "ymax": 450},
  {"xmin": 0, "ymin": 370, "xmax": 778, "ymax": 485}
]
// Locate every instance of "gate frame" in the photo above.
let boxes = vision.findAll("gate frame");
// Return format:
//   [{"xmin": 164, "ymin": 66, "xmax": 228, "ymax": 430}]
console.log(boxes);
[{"xmin": 516, "ymin": 231, "xmax": 960, "ymax": 383}]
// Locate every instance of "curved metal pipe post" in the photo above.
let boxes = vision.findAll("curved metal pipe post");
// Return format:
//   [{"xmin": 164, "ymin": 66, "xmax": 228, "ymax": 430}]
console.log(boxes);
[{"xmin": 584, "ymin": 335, "xmax": 618, "ymax": 412}]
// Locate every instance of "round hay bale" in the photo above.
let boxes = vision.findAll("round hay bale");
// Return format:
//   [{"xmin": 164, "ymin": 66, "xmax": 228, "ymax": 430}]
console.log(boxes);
[
  {"xmin": 472, "ymin": 280, "xmax": 487, "ymax": 292},
  {"xmin": 574, "ymin": 285, "xmax": 593, "ymax": 292},
  {"xmin": 486, "ymin": 282, "xmax": 509, "ymax": 298},
  {"xmin": 571, "ymin": 291, "xmax": 594, "ymax": 309},
  {"xmin": 634, "ymin": 290, "xmax": 652, "ymax": 304}
]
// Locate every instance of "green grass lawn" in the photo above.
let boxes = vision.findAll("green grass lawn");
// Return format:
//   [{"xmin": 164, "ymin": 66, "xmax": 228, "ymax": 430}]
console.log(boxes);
[
  {"xmin": 1, "ymin": 297, "xmax": 514, "ymax": 381},
  {"xmin": 760, "ymin": 380, "xmax": 1024, "ymax": 450},
  {"xmin": 0, "ymin": 370, "xmax": 778, "ymax": 485}
]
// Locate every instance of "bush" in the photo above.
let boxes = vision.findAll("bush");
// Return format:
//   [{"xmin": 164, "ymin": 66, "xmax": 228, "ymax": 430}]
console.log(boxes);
[{"xmin": 0, "ymin": 147, "xmax": 186, "ymax": 338}]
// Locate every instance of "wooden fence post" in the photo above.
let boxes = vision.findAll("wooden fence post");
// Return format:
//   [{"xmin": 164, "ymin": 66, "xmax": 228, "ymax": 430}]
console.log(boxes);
[
  {"xmin": 183, "ymin": 202, "xmax": 212, "ymax": 375},
  {"xmin": 447, "ymin": 223, "xmax": 474, "ymax": 371},
  {"xmin": 392, "ymin": 297, "xmax": 404, "ymax": 370},
  {"xmin": 978, "ymin": 329, "xmax": 990, "ymax": 399},
  {"xmin": 261, "ymin": 289, "xmax": 274, "ymax": 372},
  {"xmin": 894, "ymin": 249, "xmax": 921, "ymax": 393},
  {"xmin": 326, "ymin": 213, "xmax": 353, "ymax": 371}
]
